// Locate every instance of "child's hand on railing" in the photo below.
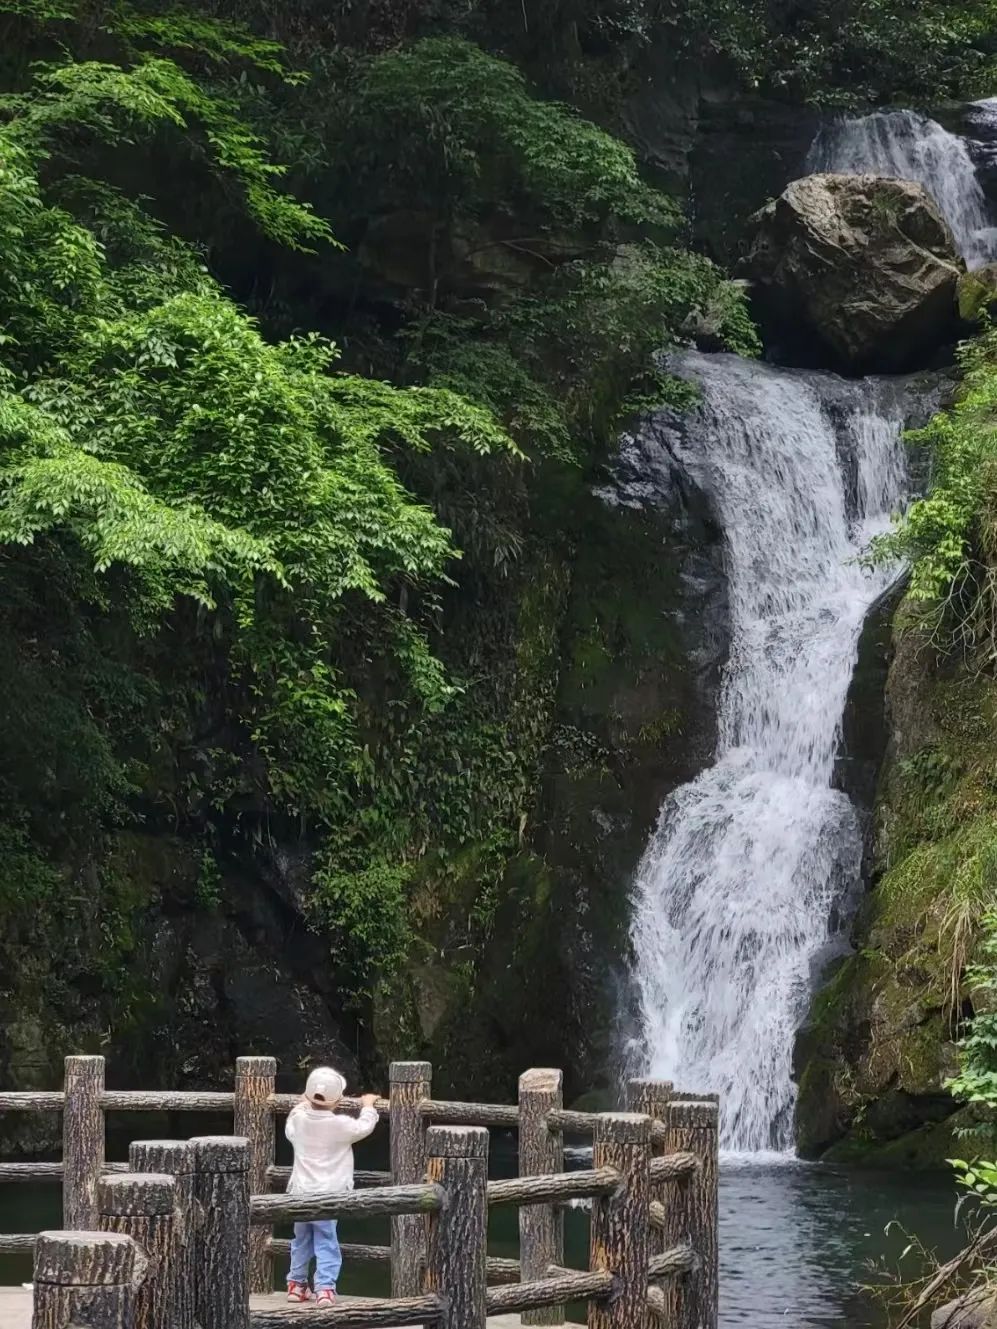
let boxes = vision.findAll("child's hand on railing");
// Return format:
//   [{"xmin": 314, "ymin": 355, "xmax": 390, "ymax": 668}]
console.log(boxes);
[{"xmin": 361, "ymin": 1093, "xmax": 379, "ymax": 1109}]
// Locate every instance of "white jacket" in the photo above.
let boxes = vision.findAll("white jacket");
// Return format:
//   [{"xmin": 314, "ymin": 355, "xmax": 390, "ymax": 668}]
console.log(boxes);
[{"xmin": 285, "ymin": 1102, "xmax": 379, "ymax": 1194}]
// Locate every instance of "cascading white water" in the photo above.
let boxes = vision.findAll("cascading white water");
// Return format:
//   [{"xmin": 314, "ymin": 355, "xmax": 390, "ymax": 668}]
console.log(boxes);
[
  {"xmin": 628, "ymin": 352, "xmax": 907, "ymax": 1154},
  {"xmin": 807, "ymin": 109, "xmax": 997, "ymax": 267}
]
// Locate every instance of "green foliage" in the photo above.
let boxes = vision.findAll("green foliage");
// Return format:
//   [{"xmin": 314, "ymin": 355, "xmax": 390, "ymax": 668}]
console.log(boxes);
[
  {"xmin": 332, "ymin": 37, "xmax": 676, "ymax": 228},
  {"xmin": 872, "ymin": 331, "xmax": 997, "ymax": 662},
  {"xmin": 0, "ymin": 0, "xmax": 330, "ymax": 251},
  {"xmin": 670, "ymin": 0, "xmax": 997, "ymax": 106},
  {"xmin": 407, "ymin": 243, "xmax": 757, "ymax": 465},
  {"xmin": 949, "ymin": 912, "xmax": 997, "ymax": 1109}
]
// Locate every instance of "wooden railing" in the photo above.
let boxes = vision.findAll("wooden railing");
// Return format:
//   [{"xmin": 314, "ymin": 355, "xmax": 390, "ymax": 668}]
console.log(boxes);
[{"xmin": 1, "ymin": 1055, "xmax": 719, "ymax": 1329}]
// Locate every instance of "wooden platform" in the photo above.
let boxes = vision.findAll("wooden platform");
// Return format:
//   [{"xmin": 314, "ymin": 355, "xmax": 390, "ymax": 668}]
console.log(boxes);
[{"xmin": 0, "ymin": 1287, "xmax": 529, "ymax": 1328}]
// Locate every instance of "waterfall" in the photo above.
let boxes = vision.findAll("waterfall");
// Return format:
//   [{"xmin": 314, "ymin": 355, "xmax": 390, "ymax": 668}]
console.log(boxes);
[
  {"xmin": 628, "ymin": 352, "xmax": 907, "ymax": 1154},
  {"xmin": 808, "ymin": 109, "xmax": 997, "ymax": 268}
]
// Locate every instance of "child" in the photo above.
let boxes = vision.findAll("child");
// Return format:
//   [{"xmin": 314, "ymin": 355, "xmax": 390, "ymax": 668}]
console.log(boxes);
[{"xmin": 285, "ymin": 1065, "xmax": 380, "ymax": 1305}]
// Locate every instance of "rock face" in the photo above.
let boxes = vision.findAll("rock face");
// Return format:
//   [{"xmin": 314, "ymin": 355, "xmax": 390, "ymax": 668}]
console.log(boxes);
[
  {"xmin": 741, "ymin": 173, "xmax": 963, "ymax": 371},
  {"xmin": 933, "ymin": 1291, "xmax": 997, "ymax": 1329}
]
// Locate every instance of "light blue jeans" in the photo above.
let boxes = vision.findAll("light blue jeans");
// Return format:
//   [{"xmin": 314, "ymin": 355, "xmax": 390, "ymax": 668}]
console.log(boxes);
[{"xmin": 288, "ymin": 1219, "xmax": 342, "ymax": 1290}]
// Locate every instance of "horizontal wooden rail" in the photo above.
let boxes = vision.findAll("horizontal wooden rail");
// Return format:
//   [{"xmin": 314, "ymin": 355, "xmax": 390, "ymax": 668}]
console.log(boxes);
[
  {"xmin": 648, "ymin": 1245, "xmax": 696, "ymax": 1278},
  {"xmin": 0, "ymin": 1092, "xmax": 64, "ymax": 1111},
  {"xmin": 648, "ymin": 1152, "xmax": 698, "ymax": 1183},
  {"xmin": 486, "ymin": 1167, "xmax": 619, "ymax": 1207},
  {"xmin": 99, "ymin": 1090, "xmax": 236, "ymax": 1111},
  {"xmin": 485, "ymin": 1270, "xmax": 614, "ymax": 1314},
  {"xmin": 266, "ymin": 1241, "xmax": 523, "ymax": 1285},
  {"xmin": 419, "ymin": 1099, "xmax": 520, "ymax": 1128},
  {"xmin": 251, "ymin": 1183, "xmax": 444, "ymax": 1224},
  {"xmin": 266, "ymin": 1165, "xmax": 391, "ymax": 1190},
  {"xmin": 0, "ymin": 1233, "xmax": 35, "ymax": 1253},
  {"xmin": 269, "ymin": 1093, "xmax": 390, "ymax": 1117},
  {"xmin": 546, "ymin": 1108, "xmax": 668, "ymax": 1146},
  {"xmin": 268, "ymin": 1239, "xmax": 391, "ymax": 1263},
  {"xmin": 0, "ymin": 1160, "xmax": 130, "ymax": 1184},
  {"xmin": 0, "ymin": 1162, "xmax": 64, "ymax": 1182},
  {"xmin": 248, "ymin": 1293, "xmax": 444, "ymax": 1328}
]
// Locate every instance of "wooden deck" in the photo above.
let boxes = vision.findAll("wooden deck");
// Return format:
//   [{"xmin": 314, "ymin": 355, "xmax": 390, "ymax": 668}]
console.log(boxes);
[{"xmin": 0, "ymin": 1287, "xmax": 528, "ymax": 1328}]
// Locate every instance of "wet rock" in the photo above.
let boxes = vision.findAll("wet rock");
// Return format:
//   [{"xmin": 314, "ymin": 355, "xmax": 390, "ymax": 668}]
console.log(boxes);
[
  {"xmin": 741, "ymin": 173, "xmax": 963, "ymax": 372},
  {"xmin": 933, "ymin": 1290, "xmax": 997, "ymax": 1329}
]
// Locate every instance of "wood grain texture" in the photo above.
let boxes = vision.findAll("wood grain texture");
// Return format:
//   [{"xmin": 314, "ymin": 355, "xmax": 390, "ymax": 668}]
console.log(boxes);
[
  {"xmin": 389, "ymin": 1061, "xmax": 431, "ymax": 1298},
  {"xmin": 648, "ymin": 1155, "xmax": 698, "ymax": 1184},
  {"xmin": 0, "ymin": 1162, "xmax": 64, "ymax": 1183},
  {"xmin": 247, "ymin": 1293, "xmax": 443, "ymax": 1328},
  {"xmin": 0, "ymin": 1092, "xmax": 64, "ymax": 1111},
  {"xmin": 192, "ymin": 1136, "xmax": 250, "ymax": 1329},
  {"xmin": 267, "ymin": 1167, "xmax": 390, "ymax": 1190},
  {"xmin": 251, "ymin": 1183, "xmax": 443, "ymax": 1225},
  {"xmin": 518, "ymin": 1069, "xmax": 564, "ymax": 1326},
  {"xmin": 32, "ymin": 1230, "xmax": 145, "ymax": 1329},
  {"xmin": 129, "ymin": 1141, "xmax": 196, "ymax": 1329},
  {"xmin": 661, "ymin": 1103, "xmax": 717, "ymax": 1329},
  {"xmin": 647, "ymin": 1247, "xmax": 695, "ymax": 1280},
  {"xmin": 235, "ymin": 1057, "xmax": 277, "ymax": 1295},
  {"xmin": 269, "ymin": 1095, "xmax": 389, "ymax": 1118},
  {"xmin": 485, "ymin": 1271, "xmax": 614, "ymax": 1315},
  {"xmin": 0, "ymin": 1233, "xmax": 35, "ymax": 1253},
  {"xmin": 588, "ymin": 1115, "xmax": 651, "ymax": 1329},
  {"xmin": 625, "ymin": 1081, "xmax": 672, "ymax": 1329},
  {"xmin": 63, "ymin": 1056, "xmax": 105, "ymax": 1230},
  {"xmin": 98, "ymin": 1174, "xmax": 176, "ymax": 1329},
  {"xmin": 267, "ymin": 1239, "xmax": 391, "ymax": 1262},
  {"xmin": 486, "ymin": 1169, "xmax": 618, "ymax": 1208},
  {"xmin": 419, "ymin": 1100, "xmax": 519, "ymax": 1128},
  {"xmin": 100, "ymin": 1091, "xmax": 235, "ymax": 1111},
  {"xmin": 424, "ymin": 1125, "xmax": 488, "ymax": 1329}
]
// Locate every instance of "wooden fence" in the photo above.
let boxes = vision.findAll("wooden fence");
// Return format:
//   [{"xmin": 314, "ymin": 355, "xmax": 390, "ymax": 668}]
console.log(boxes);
[{"xmin": 1, "ymin": 1055, "xmax": 719, "ymax": 1329}]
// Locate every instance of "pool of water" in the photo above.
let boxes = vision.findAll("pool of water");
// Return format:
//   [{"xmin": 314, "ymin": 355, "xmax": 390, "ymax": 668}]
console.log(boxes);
[{"xmin": 0, "ymin": 1148, "xmax": 963, "ymax": 1326}]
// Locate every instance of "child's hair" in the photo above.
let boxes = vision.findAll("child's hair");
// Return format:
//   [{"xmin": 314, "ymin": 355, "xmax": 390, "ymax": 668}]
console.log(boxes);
[{"xmin": 305, "ymin": 1066, "xmax": 346, "ymax": 1105}]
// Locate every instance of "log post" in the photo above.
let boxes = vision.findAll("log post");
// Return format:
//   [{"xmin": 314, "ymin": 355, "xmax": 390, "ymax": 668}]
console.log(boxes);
[
  {"xmin": 589, "ymin": 1114, "xmax": 651, "ymax": 1329},
  {"xmin": 625, "ymin": 1080, "xmax": 673, "ymax": 1329},
  {"xmin": 234, "ymin": 1055, "xmax": 276, "ymax": 1295},
  {"xmin": 518, "ymin": 1068, "xmax": 564, "ymax": 1327},
  {"xmin": 32, "ymin": 1229, "xmax": 145, "ymax": 1329},
  {"xmin": 661, "ymin": 1102, "xmax": 718, "ymax": 1329},
  {"xmin": 63, "ymin": 1055, "xmax": 105, "ymax": 1229},
  {"xmin": 390, "ymin": 1060, "xmax": 431, "ymax": 1296},
  {"xmin": 191, "ymin": 1136, "xmax": 250, "ymax": 1329},
  {"xmin": 424, "ymin": 1125, "xmax": 488, "ymax": 1329},
  {"xmin": 98, "ymin": 1173, "xmax": 176, "ymax": 1329},
  {"xmin": 129, "ymin": 1141, "xmax": 196, "ymax": 1329}
]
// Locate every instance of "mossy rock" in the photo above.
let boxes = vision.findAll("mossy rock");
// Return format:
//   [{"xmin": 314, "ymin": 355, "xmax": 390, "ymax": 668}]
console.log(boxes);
[{"xmin": 958, "ymin": 264, "xmax": 997, "ymax": 322}]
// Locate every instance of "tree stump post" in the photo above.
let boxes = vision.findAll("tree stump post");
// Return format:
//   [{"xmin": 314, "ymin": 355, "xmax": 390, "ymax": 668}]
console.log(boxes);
[
  {"xmin": 63, "ymin": 1055, "xmax": 105, "ymax": 1230},
  {"xmin": 234, "ymin": 1056, "xmax": 276, "ymax": 1295},
  {"xmin": 191, "ymin": 1136, "xmax": 250, "ymax": 1329},
  {"xmin": 129, "ymin": 1141, "xmax": 196, "ymax": 1329},
  {"xmin": 626, "ymin": 1080, "xmax": 674, "ymax": 1328},
  {"xmin": 518, "ymin": 1068, "xmax": 565, "ymax": 1326},
  {"xmin": 389, "ymin": 1060, "xmax": 431, "ymax": 1296},
  {"xmin": 424, "ymin": 1125, "xmax": 488, "ymax": 1329},
  {"xmin": 97, "ymin": 1174, "xmax": 176, "ymax": 1329},
  {"xmin": 32, "ymin": 1230, "xmax": 146, "ymax": 1329},
  {"xmin": 661, "ymin": 1102, "xmax": 718, "ymax": 1329},
  {"xmin": 588, "ymin": 1114, "xmax": 651, "ymax": 1329}
]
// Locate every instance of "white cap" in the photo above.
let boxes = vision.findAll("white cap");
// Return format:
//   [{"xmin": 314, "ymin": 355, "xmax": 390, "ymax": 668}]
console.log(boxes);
[{"xmin": 305, "ymin": 1066, "xmax": 346, "ymax": 1105}]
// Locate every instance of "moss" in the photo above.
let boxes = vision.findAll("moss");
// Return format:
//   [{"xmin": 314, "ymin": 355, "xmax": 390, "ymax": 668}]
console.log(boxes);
[{"xmin": 795, "ymin": 605, "xmax": 997, "ymax": 1161}]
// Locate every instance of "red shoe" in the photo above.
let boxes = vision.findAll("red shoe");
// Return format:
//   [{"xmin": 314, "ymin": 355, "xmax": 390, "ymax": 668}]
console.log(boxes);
[
  {"xmin": 315, "ymin": 1288, "xmax": 337, "ymax": 1306},
  {"xmin": 287, "ymin": 1282, "xmax": 312, "ymax": 1303}
]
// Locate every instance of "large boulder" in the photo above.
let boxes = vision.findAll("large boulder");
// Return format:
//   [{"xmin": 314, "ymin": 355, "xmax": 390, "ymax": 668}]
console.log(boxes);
[{"xmin": 741, "ymin": 173, "xmax": 963, "ymax": 371}]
